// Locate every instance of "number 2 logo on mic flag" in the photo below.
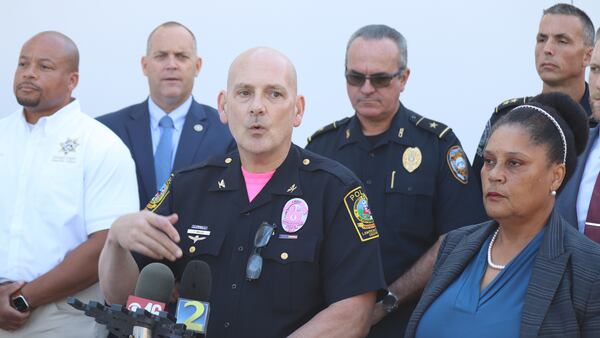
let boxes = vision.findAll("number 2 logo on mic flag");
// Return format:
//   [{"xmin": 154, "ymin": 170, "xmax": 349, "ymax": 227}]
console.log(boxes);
[{"xmin": 176, "ymin": 298, "xmax": 210, "ymax": 333}]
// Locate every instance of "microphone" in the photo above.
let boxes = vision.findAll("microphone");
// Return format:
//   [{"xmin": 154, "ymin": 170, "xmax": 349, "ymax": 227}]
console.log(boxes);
[
  {"xmin": 127, "ymin": 263, "xmax": 175, "ymax": 338},
  {"xmin": 176, "ymin": 260, "xmax": 212, "ymax": 335},
  {"xmin": 126, "ymin": 262, "xmax": 175, "ymax": 315}
]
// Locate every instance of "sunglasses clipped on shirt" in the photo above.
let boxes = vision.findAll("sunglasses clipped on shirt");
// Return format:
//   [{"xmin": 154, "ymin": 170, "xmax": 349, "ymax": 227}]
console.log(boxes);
[
  {"xmin": 345, "ymin": 69, "xmax": 404, "ymax": 88},
  {"xmin": 246, "ymin": 221, "xmax": 277, "ymax": 281}
]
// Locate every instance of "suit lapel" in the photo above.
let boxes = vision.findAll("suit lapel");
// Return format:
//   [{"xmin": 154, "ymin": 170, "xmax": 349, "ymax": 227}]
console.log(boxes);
[
  {"xmin": 126, "ymin": 101, "xmax": 156, "ymax": 202},
  {"xmin": 414, "ymin": 223, "xmax": 496, "ymax": 319},
  {"xmin": 520, "ymin": 210, "xmax": 570, "ymax": 338},
  {"xmin": 173, "ymin": 100, "xmax": 207, "ymax": 171}
]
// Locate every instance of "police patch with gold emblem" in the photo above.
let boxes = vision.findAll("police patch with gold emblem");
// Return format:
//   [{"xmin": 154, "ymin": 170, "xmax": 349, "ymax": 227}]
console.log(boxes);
[
  {"xmin": 343, "ymin": 187, "xmax": 379, "ymax": 242},
  {"xmin": 146, "ymin": 175, "xmax": 173, "ymax": 211},
  {"xmin": 447, "ymin": 146, "xmax": 468, "ymax": 184}
]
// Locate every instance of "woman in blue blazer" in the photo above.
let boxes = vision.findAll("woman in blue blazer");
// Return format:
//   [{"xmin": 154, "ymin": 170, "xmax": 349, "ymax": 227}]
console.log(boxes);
[{"xmin": 405, "ymin": 92, "xmax": 600, "ymax": 338}]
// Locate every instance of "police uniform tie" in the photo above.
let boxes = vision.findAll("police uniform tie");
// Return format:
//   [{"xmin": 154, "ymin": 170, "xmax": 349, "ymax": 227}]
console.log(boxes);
[
  {"xmin": 154, "ymin": 115, "xmax": 174, "ymax": 190},
  {"xmin": 584, "ymin": 171, "xmax": 600, "ymax": 243}
]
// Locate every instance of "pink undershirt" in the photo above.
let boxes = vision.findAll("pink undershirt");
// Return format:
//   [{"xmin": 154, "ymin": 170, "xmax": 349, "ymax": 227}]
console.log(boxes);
[{"xmin": 241, "ymin": 167, "xmax": 275, "ymax": 202}]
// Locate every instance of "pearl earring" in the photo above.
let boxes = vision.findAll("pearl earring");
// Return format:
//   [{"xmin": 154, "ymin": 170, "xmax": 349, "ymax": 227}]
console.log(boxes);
[{"xmin": 551, "ymin": 190, "xmax": 557, "ymax": 196}]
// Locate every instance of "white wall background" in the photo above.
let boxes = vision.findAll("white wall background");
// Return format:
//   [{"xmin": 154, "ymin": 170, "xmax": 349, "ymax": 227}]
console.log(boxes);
[{"xmin": 2, "ymin": 1, "xmax": 599, "ymax": 160}]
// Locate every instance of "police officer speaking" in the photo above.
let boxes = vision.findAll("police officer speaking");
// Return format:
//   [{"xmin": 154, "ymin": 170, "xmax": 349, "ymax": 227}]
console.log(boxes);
[
  {"xmin": 99, "ymin": 47, "xmax": 386, "ymax": 338},
  {"xmin": 306, "ymin": 25, "xmax": 487, "ymax": 337}
]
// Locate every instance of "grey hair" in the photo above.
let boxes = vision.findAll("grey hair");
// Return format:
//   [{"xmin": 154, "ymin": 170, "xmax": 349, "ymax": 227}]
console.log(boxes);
[
  {"xmin": 345, "ymin": 24, "xmax": 407, "ymax": 69},
  {"xmin": 543, "ymin": 3, "xmax": 595, "ymax": 47}
]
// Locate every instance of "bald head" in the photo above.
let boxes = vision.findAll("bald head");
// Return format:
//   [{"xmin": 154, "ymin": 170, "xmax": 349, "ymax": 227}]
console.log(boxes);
[
  {"xmin": 217, "ymin": 47, "xmax": 305, "ymax": 171},
  {"xmin": 14, "ymin": 31, "xmax": 80, "ymax": 122},
  {"xmin": 26, "ymin": 31, "xmax": 79, "ymax": 72},
  {"xmin": 227, "ymin": 47, "xmax": 297, "ymax": 93}
]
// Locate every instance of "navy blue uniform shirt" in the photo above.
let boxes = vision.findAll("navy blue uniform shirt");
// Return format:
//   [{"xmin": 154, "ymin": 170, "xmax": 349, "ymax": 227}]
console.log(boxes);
[
  {"xmin": 306, "ymin": 103, "xmax": 487, "ymax": 337},
  {"xmin": 136, "ymin": 144, "xmax": 386, "ymax": 338}
]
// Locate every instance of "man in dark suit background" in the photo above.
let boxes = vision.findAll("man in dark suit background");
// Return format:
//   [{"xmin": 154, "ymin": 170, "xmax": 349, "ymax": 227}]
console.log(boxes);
[
  {"xmin": 557, "ymin": 28, "xmax": 600, "ymax": 239},
  {"xmin": 98, "ymin": 22, "xmax": 235, "ymax": 208}
]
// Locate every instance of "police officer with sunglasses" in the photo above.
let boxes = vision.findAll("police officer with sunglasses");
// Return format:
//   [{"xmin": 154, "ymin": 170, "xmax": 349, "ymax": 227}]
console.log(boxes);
[
  {"xmin": 99, "ymin": 47, "xmax": 386, "ymax": 338},
  {"xmin": 306, "ymin": 25, "xmax": 487, "ymax": 337}
]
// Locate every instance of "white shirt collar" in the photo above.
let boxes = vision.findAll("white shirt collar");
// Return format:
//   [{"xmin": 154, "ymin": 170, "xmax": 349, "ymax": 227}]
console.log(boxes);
[
  {"xmin": 18, "ymin": 99, "xmax": 80, "ymax": 135},
  {"xmin": 148, "ymin": 96, "xmax": 192, "ymax": 132}
]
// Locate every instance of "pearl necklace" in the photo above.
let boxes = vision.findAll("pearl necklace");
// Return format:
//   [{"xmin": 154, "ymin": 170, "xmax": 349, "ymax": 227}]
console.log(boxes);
[{"xmin": 487, "ymin": 227, "xmax": 505, "ymax": 270}]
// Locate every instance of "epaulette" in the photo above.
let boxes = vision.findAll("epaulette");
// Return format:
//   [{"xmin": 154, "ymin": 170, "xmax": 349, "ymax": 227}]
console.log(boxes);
[
  {"xmin": 307, "ymin": 117, "xmax": 351, "ymax": 143},
  {"xmin": 177, "ymin": 153, "xmax": 235, "ymax": 174},
  {"xmin": 410, "ymin": 113, "xmax": 452, "ymax": 139},
  {"xmin": 493, "ymin": 96, "xmax": 531, "ymax": 114}
]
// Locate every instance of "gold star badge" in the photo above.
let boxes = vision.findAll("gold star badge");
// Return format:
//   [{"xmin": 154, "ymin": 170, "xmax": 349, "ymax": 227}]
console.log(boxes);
[
  {"xmin": 429, "ymin": 122, "xmax": 438, "ymax": 129},
  {"xmin": 218, "ymin": 179, "xmax": 226, "ymax": 189}
]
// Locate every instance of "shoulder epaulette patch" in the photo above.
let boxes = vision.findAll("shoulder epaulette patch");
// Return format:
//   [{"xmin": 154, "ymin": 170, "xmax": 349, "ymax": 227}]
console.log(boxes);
[
  {"xmin": 307, "ymin": 117, "xmax": 351, "ymax": 143},
  {"xmin": 411, "ymin": 114, "xmax": 452, "ymax": 139},
  {"xmin": 146, "ymin": 175, "xmax": 173, "ymax": 211},
  {"xmin": 494, "ymin": 97, "xmax": 531, "ymax": 114}
]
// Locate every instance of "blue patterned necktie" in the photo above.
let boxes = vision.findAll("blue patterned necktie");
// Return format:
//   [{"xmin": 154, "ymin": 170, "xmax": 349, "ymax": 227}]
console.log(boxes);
[{"xmin": 154, "ymin": 115, "xmax": 174, "ymax": 189}]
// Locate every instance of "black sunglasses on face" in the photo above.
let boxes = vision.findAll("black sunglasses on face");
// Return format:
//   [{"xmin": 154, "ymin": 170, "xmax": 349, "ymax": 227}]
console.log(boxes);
[
  {"xmin": 345, "ymin": 69, "xmax": 404, "ymax": 88},
  {"xmin": 246, "ymin": 222, "xmax": 276, "ymax": 281}
]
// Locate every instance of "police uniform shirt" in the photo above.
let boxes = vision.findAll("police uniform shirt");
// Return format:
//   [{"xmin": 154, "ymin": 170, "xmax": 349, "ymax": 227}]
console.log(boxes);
[
  {"xmin": 0, "ymin": 100, "xmax": 139, "ymax": 283},
  {"xmin": 473, "ymin": 83, "xmax": 593, "ymax": 183},
  {"xmin": 306, "ymin": 103, "xmax": 487, "ymax": 336},
  {"xmin": 138, "ymin": 144, "xmax": 386, "ymax": 338}
]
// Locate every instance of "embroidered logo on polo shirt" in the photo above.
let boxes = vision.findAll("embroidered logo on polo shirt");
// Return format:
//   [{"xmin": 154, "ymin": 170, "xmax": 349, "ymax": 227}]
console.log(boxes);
[
  {"xmin": 60, "ymin": 138, "xmax": 79, "ymax": 155},
  {"xmin": 343, "ymin": 187, "xmax": 379, "ymax": 242},
  {"xmin": 52, "ymin": 138, "xmax": 80, "ymax": 163}
]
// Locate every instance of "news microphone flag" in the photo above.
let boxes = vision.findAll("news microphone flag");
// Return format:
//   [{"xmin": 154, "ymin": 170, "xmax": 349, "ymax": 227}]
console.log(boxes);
[
  {"xmin": 125, "ymin": 295, "xmax": 166, "ymax": 315},
  {"xmin": 176, "ymin": 298, "xmax": 210, "ymax": 333}
]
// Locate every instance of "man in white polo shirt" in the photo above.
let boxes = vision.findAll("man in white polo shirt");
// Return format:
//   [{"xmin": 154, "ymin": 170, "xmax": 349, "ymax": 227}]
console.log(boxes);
[{"xmin": 0, "ymin": 31, "xmax": 138, "ymax": 337}]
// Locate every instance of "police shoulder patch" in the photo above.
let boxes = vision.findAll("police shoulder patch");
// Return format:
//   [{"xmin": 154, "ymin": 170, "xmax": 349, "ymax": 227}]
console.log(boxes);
[
  {"xmin": 447, "ymin": 145, "xmax": 469, "ymax": 184},
  {"xmin": 494, "ymin": 96, "xmax": 531, "ymax": 114},
  {"xmin": 411, "ymin": 113, "xmax": 452, "ymax": 139},
  {"xmin": 343, "ymin": 186, "xmax": 379, "ymax": 242},
  {"xmin": 307, "ymin": 117, "xmax": 351, "ymax": 143},
  {"xmin": 146, "ymin": 175, "xmax": 173, "ymax": 211}
]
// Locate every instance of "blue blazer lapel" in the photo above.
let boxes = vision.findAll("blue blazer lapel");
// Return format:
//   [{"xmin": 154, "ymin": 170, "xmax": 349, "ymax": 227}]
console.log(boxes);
[
  {"xmin": 413, "ymin": 223, "xmax": 495, "ymax": 320},
  {"xmin": 173, "ymin": 100, "xmax": 207, "ymax": 171},
  {"xmin": 126, "ymin": 101, "xmax": 156, "ymax": 203},
  {"xmin": 520, "ymin": 210, "xmax": 570, "ymax": 338}
]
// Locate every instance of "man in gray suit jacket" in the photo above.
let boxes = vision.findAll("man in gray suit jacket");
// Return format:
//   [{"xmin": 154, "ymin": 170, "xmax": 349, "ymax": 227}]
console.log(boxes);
[
  {"xmin": 98, "ymin": 22, "xmax": 235, "ymax": 208},
  {"xmin": 556, "ymin": 30, "xmax": 600, "ymax": 234}
]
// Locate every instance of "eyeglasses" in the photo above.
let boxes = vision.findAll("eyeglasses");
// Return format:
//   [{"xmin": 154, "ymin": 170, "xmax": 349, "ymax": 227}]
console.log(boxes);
[
  {"xmin": 345, "ymin": 69, "xmax": 404, "ymax": 88},
  {"xmin": 246, "ymin": 222, "xmax": 276, "ymax": 281}
]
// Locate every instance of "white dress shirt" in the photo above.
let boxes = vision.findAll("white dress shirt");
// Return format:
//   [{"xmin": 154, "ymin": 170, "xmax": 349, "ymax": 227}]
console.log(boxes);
[
  {"xmin": 0, "ymin": 100, "xmax": 139, "ymax": 283},
  {"xmin": 577, "ymin": 128, "xmax": 600, "ymax": 232},
  {"xmin": 148, "ymin": 95, "xmax": 192, "ymax": 165}
]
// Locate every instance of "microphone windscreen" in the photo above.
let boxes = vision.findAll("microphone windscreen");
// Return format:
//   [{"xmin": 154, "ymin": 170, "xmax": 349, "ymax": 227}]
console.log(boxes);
[
  {"xmin": 134, "ymin": 262, "xmax": 175, "ymax": 304},
  {"xmin": 179, "ymin": 260, "xmax": 212, "ymax": 301}
]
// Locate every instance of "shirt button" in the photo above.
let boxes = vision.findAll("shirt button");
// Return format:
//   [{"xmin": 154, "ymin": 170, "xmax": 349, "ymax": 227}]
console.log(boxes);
[
  {"xmin": 369, "ymin": 153, "xmax": 375, "ymax": 158},
  {"xmin": 231, "ymin": 283, "xmax": 237, "ymax": 289},
  {"xmin": 224, "ymin": 322, "xmax": 230, "ymax": 328},
  {"xmin": 237, "ymin": 246, "xmax": 244, "ymax": 252},
  {"xmin": 366, "ymin": 179, "xmax": 372, "ymax": 185}
]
